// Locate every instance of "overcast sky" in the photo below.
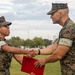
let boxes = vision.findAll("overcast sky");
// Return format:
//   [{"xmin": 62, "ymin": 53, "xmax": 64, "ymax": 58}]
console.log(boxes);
[{"xmin": 0, "ymin": 0, "xmax": 75, "ymax": 40}]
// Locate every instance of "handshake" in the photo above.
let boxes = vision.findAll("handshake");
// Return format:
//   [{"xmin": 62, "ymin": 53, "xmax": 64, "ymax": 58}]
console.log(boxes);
[
  {"xmin": 26, "ymin": 48, "xmax": 47, "ymax": 68},
  {"xmin": 27, "ymin": 48, "xmax": 40, "ymax": 58}
]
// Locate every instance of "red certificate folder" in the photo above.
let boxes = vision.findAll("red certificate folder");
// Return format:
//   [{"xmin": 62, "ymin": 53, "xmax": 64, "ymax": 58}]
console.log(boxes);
[{"xmin": 21, "ymin": 56, "xmax": 45, "ymax": 75}]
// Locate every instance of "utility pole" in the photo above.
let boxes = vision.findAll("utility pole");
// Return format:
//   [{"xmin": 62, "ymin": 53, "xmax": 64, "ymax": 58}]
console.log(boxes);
[{"xmin": 28, "ymin": 30, "xmax": 29, "ymax": 39}]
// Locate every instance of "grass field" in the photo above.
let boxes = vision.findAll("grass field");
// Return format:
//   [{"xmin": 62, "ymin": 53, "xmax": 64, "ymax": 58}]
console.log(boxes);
[{"xmin": 10, "ymin": 55, "xmax": 61, "ymax": 75}]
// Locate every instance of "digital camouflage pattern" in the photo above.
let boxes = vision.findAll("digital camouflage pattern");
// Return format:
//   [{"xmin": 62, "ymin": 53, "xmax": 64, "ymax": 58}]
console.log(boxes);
[
  {"xmin": 58, "ymin": 18, "xmax": 75, "ymax": 75},
  {"xmin": 0, "ymin": 16, "xmax": 12, "ymax": 27},
  {"xmin": 47, "ymin": 3, "xmax": 68, "ymax": 15},
  {"xmin": 0, "ymin": 38, "xmax": 13, "ymax": 75}
]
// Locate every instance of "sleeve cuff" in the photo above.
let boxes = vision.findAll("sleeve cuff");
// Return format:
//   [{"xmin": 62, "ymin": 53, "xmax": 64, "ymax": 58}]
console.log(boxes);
[
  {"xmin": 58, "ymin": 38, "xmax": 73, "ymax": 47},
  {"xmin": 0, "ymin": 41, "xmax": 6, "ymax": 49}
]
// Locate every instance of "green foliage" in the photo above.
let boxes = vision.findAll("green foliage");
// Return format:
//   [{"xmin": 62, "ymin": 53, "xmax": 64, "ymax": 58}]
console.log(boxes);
[
  {"xmin": 7, "ymin": 36, "xmax": 52, "ymax": 48},
  {"xmin": 44, "ymin": 39, "xmax": 52, "ymax": 46},
  {"xmin": 24, "ymin": 39, "xmax": 34, "ymax": 47},
  {"xmin": 7, "ymin": 37, "xmax": 23, "ymax": 47},
  {"xmin": 33, "ymin": 37, "xmax": 46, "ymax": 47}
]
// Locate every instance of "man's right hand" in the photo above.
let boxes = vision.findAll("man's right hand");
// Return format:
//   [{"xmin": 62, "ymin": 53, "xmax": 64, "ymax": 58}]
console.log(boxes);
[
  {"xmin": 30, "ymin": 72, "xmax": 35, "ymax": 75},
  {"xmin": 26, "ymin": 48, "xmax": 38, "ymax": 57}
]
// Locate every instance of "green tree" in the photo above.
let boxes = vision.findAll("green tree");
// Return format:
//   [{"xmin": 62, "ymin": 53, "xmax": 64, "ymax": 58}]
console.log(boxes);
[
  {"xmin": 44, "ymin": 39, "xmax": 52, "ymax": 46},
  {"xmin": 33, "ymin": 37, "xmax": 46, "ymax": 48},
  {"xmin": 24, "ymin": 39, "xmax": 34, "ymax": 48},
  {"xmin": 7, "ymin": 37, "xmax": 23, "ymax": 47}
]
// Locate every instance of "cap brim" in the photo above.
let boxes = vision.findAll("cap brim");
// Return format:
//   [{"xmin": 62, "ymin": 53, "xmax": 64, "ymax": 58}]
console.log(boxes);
[
  {"xmin": 1, "ymin": 22, "xmax": 12, "ymax": 26},
  {"xmin": 6, "ymin": 22, "xmax": 12, "ymax": 26},
  {"xmin": 47, "ymin": 10, "xmax": 57, "ymax": 15}
]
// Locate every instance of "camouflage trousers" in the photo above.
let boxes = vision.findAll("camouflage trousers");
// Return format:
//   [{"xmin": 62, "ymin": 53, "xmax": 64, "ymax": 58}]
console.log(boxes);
[
  {"xmin": 0, "ymin": 69, "xmax": 10, "ymax": 75},
  {"xmin": 61, "ymin": 66, "xmax": 75, "ymax": 75}
]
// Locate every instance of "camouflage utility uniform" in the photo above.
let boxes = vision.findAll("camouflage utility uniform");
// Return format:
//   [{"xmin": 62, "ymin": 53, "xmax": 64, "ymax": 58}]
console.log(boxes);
[
  {"xmin": 58, "ymin": 18, "xmax": 75, "ymax": 75},
  {"xmin": 0, "ymin": 38, "xmax": 13, "ymax": 75}
]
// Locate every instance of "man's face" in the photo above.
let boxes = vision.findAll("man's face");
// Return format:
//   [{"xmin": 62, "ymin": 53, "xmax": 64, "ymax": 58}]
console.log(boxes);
[
  {"xmin": 50, "ymin": 11, "xmax": 61, "ymax": 24},
  {"xmin": 0, "ymin": 25, "xmax": 10, "ymax": 37}
]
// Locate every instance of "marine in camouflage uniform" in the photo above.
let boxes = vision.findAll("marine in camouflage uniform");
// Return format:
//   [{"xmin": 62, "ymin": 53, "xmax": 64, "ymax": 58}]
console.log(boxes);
[
  {"xmin": 0, "ymin": 16, "xmax": 13, "ymax": 75},
  {"xmin": 47, "ymin": 3, "xmax": 75, "ymax": 75},
  {"xmin": 58, "ymin": 18, "xmax": 75, "ymax": 75},
  {"xmin": 0, "ymin": 39, "xmax": 13, "ymax": 75},
  {"xmin": 0, "ymin": 16, "xmax": 34, "ymax": 75}
]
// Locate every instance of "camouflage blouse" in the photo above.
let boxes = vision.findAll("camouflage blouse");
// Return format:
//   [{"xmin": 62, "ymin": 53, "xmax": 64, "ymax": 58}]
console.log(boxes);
[
  {"xmin": 58, "ymin": 18, "xmax": 75, "ymax": 75},
  {"xmin": 0, "ymin": 38, "xmax": 13, "ymax": 75}
]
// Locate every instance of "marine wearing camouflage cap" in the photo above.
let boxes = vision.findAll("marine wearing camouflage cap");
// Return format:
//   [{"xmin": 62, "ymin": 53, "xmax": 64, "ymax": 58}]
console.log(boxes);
[
  {"xmin": 47, "ymin": 3, "xmax": 68, "ymax": 15},
  {"xmin": 47, "ymin": 3, "xmax": 75, "ymax": 75},
  {"xmin": 0, "ymin": 16, "xmax": 13, "ymax": 75}
]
